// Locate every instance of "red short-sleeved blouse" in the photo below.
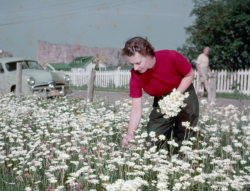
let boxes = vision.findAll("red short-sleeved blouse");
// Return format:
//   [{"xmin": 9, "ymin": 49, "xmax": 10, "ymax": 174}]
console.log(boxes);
[{"xmin": 129, "ymin": 50, "xmax": 192, "ymax": 98}]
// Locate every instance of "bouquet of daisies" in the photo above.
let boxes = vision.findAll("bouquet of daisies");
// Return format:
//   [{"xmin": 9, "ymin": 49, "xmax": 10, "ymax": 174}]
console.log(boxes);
[{"xmin": 158, "ymin": 89, "xmax": 189, "ymax": 118}]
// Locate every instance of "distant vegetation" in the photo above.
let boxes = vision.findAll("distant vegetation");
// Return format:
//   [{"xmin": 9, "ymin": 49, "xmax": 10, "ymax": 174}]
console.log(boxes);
[{"xmin": 178, "ymin": 0, "xmax": 250, "ymax": 70}]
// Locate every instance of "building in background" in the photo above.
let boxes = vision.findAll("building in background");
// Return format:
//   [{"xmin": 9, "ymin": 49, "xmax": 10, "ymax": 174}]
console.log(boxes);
[
  {"xmin": 0, "ymin": 49, "xmax": 13, "ymax": 58},
  {"xmin": 69, "ymin": 56, "xmax": 107, "ymax": 71}
]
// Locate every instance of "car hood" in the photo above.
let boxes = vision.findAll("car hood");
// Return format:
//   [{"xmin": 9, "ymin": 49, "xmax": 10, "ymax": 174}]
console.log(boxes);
[
  {"xmin": 23, "ymin": 69, "xmax": 53, "ymax": 83},
  {"xmin": 8, "ymin": 69, "xmax": 54, "ymax": 84}
]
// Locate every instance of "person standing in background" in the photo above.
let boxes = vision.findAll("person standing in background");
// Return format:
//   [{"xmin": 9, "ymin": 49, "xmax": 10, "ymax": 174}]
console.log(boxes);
[{"xmin": 196, "ymin": 47, "xmax": 212, "ymax": 97}]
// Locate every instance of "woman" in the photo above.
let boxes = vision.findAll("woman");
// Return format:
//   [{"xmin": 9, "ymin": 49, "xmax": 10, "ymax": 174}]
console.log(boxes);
[{"xmin": 121, "ymin": 37, "xmax": 199, "ymax": 154}]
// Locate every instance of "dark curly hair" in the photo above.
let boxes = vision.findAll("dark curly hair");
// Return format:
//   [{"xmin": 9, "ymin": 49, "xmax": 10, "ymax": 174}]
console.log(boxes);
[{"xmin": 122, "ymin": 37, "xmax": 155, "ymax": 57}]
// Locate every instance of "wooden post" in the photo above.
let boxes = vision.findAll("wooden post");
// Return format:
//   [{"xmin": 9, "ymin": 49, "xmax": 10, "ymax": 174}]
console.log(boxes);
[
  {"xmin": 208, "ymin": 72, "xmax": 216, "ymax": 102},
  {"xmin": 114, "ymin": 69, "xmax": 120, "ymax": 87},
  {"xmin": 87, "ymin": 70, "xmax": 96, "ymax": 102},
  {"xmin": 16, "ymin": 62, "xmax": 22, "ymax": 99}
]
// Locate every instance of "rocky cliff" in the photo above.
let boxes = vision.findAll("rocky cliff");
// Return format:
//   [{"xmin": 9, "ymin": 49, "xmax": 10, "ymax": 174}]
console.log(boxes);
[{"xmin": 37, "ymin": 40, "xmax": 128, "ymax": 66}]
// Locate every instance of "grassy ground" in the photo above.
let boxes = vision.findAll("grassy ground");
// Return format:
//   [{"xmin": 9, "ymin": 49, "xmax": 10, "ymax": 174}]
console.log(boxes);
[
  {"xmin": 216, "ymin": 92, "xmax": 250, "ymax": 100},
  {"xmin": 197, "ymin": 92, "xmax": 250, "ymax": 100},
  {"xmin": 70, "ymin": 85, "xmax": 130, "ymax": 93},
  {"xmin": 70, "ymin": 86, "xmax": 250, "ymax": 100}
]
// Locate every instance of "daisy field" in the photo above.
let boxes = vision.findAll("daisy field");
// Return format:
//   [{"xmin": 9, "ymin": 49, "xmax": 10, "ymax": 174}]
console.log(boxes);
[{"xmin": 0, "ymin": 93, "xmax": 250, "ymax": 191}]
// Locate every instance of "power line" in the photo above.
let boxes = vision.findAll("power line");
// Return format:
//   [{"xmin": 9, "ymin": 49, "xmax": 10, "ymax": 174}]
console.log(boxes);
[
  {"xmin": 0, "ymin": 0, "xmax": 145, "ymax": 24},
  {"xmin": 0, "ymin": 0, "xmax": 145, "ymax": 26},
  {"xmin": 0, "ymin": 0, "xmax": 87, "ymax": 15}
]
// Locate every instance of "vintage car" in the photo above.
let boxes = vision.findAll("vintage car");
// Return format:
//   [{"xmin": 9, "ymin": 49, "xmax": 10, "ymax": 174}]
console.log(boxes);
[{"xmin": 0, "ymin": 57, "xmax": 70, "ymax": 97}]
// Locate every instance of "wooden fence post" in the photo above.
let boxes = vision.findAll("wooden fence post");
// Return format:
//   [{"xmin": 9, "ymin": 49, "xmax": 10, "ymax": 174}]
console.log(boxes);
[
  {"xmin": 16, "ymin": 62, "xmax": 22, "ymax": 99},
  {"xmin": 87, "ymin": 70, "xmax": 96, "ymax": 102},
  {"xmin": 208, "ymin": 72, "xmax": 217, "ymax": 102},
  {"xmin": 114, "ymin": 70, "xmax": 120, "ymax": 87}
]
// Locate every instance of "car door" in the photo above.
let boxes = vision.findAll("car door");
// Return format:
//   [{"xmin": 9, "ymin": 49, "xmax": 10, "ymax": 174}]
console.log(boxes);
[{"xmin": 0, "ymin": 62, "xmax": 6, "ymax": 94}]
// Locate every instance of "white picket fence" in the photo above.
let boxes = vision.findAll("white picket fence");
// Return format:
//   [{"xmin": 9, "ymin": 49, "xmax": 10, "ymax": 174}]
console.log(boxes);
[
  {"xmin": 213, "ymin": 69, "xmax": 250, "ymax": 95},
  {"xmin": 57, "ymin": 70, "xmax": 131, "ymax": 88},
  {"xmin": 54, "ymin": 69, "xmax": 250, "ymax": 95}
]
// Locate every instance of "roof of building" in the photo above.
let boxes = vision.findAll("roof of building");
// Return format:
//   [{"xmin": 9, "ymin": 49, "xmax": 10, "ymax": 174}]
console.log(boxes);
[
  {"xmin": 121, "ymin": 65, "xmax": 133, "ymax": 70},
  {"xmin": 106, "ymin": 65, "xmax": 133, "ymax": 71},
  {"xmin": 47, "ymin": 63, "xmax": 72, "ymax": 71},
  {"xmin": 68, "ymin": 56, "xmax": 95, "ymax": 68}
]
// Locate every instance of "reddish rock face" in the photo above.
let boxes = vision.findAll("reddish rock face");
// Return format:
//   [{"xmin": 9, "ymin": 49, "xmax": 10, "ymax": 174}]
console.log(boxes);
[{"xmin": 37, "ymin": 40, "xmax": 129, "ymax": 67}]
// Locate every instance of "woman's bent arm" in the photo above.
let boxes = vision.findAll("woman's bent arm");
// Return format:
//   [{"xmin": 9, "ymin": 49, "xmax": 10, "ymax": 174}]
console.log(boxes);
[{"xmin": 177, "ymin": 68, "xmax": 194, "ymax": 93}]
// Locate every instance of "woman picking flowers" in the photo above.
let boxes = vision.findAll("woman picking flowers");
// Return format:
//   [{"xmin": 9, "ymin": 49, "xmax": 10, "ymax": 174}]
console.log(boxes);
[{"xmin": 121, "ymin": 37, "xmax": 199, "ymax": 154}]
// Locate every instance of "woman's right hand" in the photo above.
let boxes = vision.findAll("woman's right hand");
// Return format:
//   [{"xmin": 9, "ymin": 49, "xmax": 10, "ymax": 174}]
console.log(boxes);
[
  {"xmin": 122, "ymin": 97, "xmax": 142, "ymax": 148},
  {"xmin": 122, "ymin": 134, "xmax": 134, "ymax": 148},
  {"xmin": 199, "ymin": 72, "xmax": 202, "ymax": 77}
]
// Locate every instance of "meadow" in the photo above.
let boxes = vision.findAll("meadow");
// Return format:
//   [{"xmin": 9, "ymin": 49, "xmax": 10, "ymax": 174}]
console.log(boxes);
[{"xmin": 0, "ymin": 93, "xmax": 249, "ymax": 191}]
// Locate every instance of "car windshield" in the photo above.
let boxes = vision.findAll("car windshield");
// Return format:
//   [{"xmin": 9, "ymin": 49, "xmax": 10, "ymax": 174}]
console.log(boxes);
[{"xmin": 6, "ymin": 60, "xmax": 44, "ymax": 71}]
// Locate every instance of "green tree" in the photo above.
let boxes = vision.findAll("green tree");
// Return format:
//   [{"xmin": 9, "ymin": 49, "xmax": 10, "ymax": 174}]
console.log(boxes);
[{"xmin": 178, "ymin": 0, "xmax": 250, "ymax": 70}]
